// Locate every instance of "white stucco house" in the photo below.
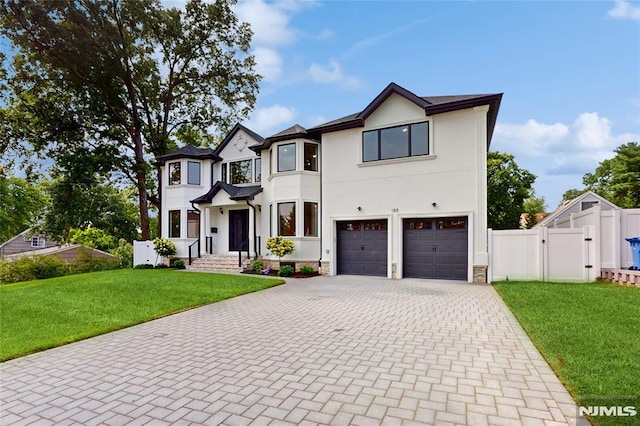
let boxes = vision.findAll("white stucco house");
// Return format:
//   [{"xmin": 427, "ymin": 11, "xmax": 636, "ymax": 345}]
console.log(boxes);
[{"xmin": 155, "ymin": 83, "xmax": 502, "ymax": 282}]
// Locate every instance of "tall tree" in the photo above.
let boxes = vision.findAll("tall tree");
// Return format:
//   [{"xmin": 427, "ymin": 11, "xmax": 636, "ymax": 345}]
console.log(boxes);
[
  {"xmin": 521, "ymin": 195, "xmax": 546, "ymax": 229},
  {"xmin": 487, "ymin": 151, "xmax": 536, "ymax": 230},
  {"xmin": 0, "ymin": 0, "xmax": 260, "ymax": 239},
  {"xmin": 0, "ymin": 174, "xmax": 45, "ymax": 243},
  {"xmin": 562, "ymin": 142, "xmax": 640, "ymax": 208}
]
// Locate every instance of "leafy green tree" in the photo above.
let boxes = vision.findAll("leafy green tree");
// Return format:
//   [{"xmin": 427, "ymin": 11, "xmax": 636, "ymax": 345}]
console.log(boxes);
[
  {"xmin": 0, "ymin": 174, "xmax": 46, "ymax": 243},
  {"xmin": 69, "ymin": 228, "xmax": 118, "ymax": 252},
  {"xmin": 487, "ymin": 151, "xmax": 536, "ymax": 230},
  {"xmin": 562, "ymin": 142, "xmax": 640, "ymax": 208},
  {"xmin": 521, "ymin": 195, "xmax": 546, "ymax": 229},
  {"xmin": 0, "ymin": 0, "xmax": 260, "ymax": 239}
]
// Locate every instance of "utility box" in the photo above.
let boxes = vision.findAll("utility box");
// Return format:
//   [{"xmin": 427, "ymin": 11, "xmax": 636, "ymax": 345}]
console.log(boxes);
[{"xmin": 625, "ymin": 237, "xmax": 640, "ymax": 270}]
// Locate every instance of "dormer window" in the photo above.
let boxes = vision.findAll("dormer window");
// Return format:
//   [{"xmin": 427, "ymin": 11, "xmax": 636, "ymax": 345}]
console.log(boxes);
[{"xmin": 169, "ymin": 162, "xmax": 181, "ymax": 185}]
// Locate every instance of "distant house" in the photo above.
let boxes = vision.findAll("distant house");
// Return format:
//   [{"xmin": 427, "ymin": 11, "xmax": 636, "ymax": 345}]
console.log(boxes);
[
  {"xmin": 535, "ymin": 191, "xmax": 620, "ymax": 228},
  {"xmin": 3, "ymin": 244, "xmax": 118, "ymax": 263},
  {"xmin": 155, "ymin": 82, "xmax": 503, "ymax": 282},
  {"xmin": 0, "ymin": 229, "xmax": 57, "ymax": 258}
]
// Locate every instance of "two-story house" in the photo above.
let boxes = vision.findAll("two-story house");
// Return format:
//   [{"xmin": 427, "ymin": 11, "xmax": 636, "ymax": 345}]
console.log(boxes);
[{"xmin": 155, "ymin": 83, "xmax": 502, "ymax": 282}]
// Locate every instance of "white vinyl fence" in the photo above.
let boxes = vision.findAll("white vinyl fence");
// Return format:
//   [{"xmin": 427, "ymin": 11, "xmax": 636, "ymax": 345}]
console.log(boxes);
[
  {"xmin": 488, "ymin": 226, "xmax": 597, "ymax": 283},
  {"xmin": 133, "ymin": 240, "xmax": 156, "ymax": 267},
  {"xmin": 488, "ymin": 205, "xmax": 640, "ymax": 283}
]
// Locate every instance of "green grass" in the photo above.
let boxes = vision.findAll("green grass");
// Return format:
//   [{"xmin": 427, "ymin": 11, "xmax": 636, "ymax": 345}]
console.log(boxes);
[
  {"xmin": 494, "ymin": 281, "xmax": 640, "ymax": 426},
  {"xmin": 0, "ymin": 269, "xmax": 284, "ymax": 361}
]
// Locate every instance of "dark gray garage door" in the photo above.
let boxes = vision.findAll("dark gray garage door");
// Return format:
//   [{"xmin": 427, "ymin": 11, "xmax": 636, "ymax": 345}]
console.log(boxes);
[
  {"xmin": 337, "ymin": 220, "xmax": 387, "ymax": 276},
  {"xmin": 403, "ymin": 217, "xmax": 468, "ymax": 280}
]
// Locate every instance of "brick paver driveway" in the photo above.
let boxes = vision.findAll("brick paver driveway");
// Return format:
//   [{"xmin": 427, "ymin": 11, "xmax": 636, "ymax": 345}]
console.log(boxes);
[{"xmin": 1, "ymin": 276, "xmax": 578, "ymax": 425}]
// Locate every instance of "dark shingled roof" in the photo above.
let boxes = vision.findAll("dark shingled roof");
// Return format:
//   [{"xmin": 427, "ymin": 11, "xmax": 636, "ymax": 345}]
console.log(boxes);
[
  {"xmin": 154, "ymin": 146, "xmax": 221, "ymax": 165},
  {"xmin": 306, "ymin": 82, "xmax": 503, "ymax": 147},
  {"xmin": 251, "ymin": 124, "xmax": 318, "ymax": 151},
  {"xmin": 190, "ymin": 182, "xmax": 263, "ymax": 204}
]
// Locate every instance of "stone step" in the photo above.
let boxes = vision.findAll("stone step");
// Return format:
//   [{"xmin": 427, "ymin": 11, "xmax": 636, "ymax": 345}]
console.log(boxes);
[{"xmin": 186, "ymin": 255, "xmax": 253, "ymax": 272}]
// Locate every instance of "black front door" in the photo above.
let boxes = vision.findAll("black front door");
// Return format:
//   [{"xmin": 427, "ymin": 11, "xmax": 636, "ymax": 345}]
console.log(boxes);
[{"xmin": 229, "ymin": 209, "xmax": 249, "ymax": 251}]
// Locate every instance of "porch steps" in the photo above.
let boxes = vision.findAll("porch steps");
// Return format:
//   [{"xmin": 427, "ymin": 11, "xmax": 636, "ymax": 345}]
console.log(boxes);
[{"xmin": 186, "ymin": 254, "xmax": 252, "ymax": 273}]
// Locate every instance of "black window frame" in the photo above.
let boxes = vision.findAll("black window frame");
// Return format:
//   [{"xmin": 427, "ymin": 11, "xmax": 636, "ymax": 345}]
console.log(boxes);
[
  {"xmin": 304, "ymin": 143, "xmax": 318, "ymax": 172},
  {"xmin": 362, "ymin": 121, "xmax": 430, "ymax": 162},
  {"xmin": 278, "ymin": 202, "xmax": 296, "ymax": 236},
  {"xmin": 169, "ymin": 210, "xmax": 181, "ymax": 238},
  {"xmin": 221, "ymin": 163, "xmax": 227, "ymax": 183},
  {"xmin": 255, "ymin": 158, "xmax": 262, "ymax": 183},
  {"xmin": 230, "ymin": 159, "xmax": 253, "ymax": 184},
  {"xmin": 187, "ymin": 210, "xmax": 200, "ymax": 238},
  {"xmin": 277, "ymin": 143, "xmax": 296, "ymax": 172},
  {"xmin": 187, "ymin": 161, "xmax": 201, "ymax": 185},
  {"xmin": 168, "ymin": 162, "xmax": 181, "ymax": 185},
  {"xmin": 303, "ymin": 202, "xmax": 318, "ymax": 237}
]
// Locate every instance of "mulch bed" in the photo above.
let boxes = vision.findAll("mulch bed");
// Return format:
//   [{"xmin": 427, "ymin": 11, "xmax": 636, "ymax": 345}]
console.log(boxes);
[{"xmin": 241, "ymin": 269, "xmax": 319, "ymax": 279}]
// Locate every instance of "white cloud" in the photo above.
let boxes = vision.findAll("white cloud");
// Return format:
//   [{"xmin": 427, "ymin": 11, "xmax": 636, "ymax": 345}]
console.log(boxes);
[
  {"xmin": 246, "ymin": 104, "xmax": 298, "ymax": 136},
  {"xmin": 307, "ymin": 60, "xmax": 362, "ymax": 90},
  {"xmin": 235, "ymin": 0, "xmax": 298, "ymax": 46},
  {"xmin": 493, "ymin": 112, "xmax": 638, "ymax": 176},
  {"xmin": 315, "ymin": 29, "xmax": 335, "ymax": 40},
  {"xmin": 253, "ymin": 47, "xmax": 283, "ymax": 82},
  {"xmin": 607, "ymin": 0, "xmax": 640, "ymax": 21}
]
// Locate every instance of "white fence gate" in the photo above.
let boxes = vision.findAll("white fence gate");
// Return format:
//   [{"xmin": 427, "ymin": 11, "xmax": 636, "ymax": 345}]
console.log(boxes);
[
  {"xmin": 133, "ymin": 240, "xmax": 156, "ymax": 267},
  {"xmin": 488, "ymin": 226, "xmax": 598, "ymax": 282}
]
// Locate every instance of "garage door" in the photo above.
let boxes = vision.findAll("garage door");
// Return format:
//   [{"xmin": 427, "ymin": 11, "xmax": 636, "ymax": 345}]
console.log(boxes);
[
  {"xmin": 337, "ymin": 220, "xmax": 387, "ymax": 276},
  {"xmin": 403, "ymin": 217, "xmax": 468, "ymax": 280}
]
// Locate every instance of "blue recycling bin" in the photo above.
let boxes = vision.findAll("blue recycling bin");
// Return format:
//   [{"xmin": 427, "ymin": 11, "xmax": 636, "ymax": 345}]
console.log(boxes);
[{"xmin": 625, "ymin": 237, "xmax": 640, "ymax": 270}]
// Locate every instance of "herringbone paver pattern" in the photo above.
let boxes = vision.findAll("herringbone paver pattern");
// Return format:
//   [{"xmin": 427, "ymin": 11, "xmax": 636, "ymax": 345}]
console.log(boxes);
[{"xmin": 1, "ymin": 276, "xmax": 578, "ymax": 425}]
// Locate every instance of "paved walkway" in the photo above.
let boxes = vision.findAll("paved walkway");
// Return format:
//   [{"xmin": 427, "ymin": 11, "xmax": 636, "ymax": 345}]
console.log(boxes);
[{"xmin": 1, "ymin": 276, "xmax": 578, "ymax": 425}]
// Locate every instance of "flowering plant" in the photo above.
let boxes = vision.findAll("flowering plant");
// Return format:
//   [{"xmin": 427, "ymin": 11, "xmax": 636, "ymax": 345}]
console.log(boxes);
[
  {"xmin": 153, "ymin": 237, "xmax": 177, "ymax": 258},
  {"xmin": 265, "ymin": 236, "xmax": 295, "ymax": 259}
]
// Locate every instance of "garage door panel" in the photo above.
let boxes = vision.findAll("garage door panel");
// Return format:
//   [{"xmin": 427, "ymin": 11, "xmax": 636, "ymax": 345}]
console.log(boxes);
[
  {"xmin": 403, "ymin": 217, "xmax": 468, "ymax": 280},
  {"xmin": 338, "ymin": 220, "xmax": 387, "ymax": 277}
]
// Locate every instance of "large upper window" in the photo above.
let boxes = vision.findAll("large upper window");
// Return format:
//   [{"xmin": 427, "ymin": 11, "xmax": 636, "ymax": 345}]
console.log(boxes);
[
  {"xmin": 362, "ymin": 121, "xmax": 429, "ymax": 162},
  {"xmin": 187, "ymin": 210, "xmax": 200, "ymax": 238},
  {"xmin": 230, "ymin": 160, "xmax": 252, "ymax": 184},
  {"xmin": 304, "ymin": 143, "xmax": 318, "ymax": 171},
  {"xmin": 255, "ymin": 158, "xmax": 262, "ymax": 183},
  {"xmin": 187, "ymin": 161, "xmax": 201, "ymax": 185},
  {"xmin": 169, "ymin": 162, "xmax": 181, "ymax": 185},
  {"xmin": 278, "ymin": 143, "xmax": 296, "ymax": 172},
  {"xmin": 304, "ymin": 202, "xmax": 318, "ymax": 237},
  {"xmin": 169, "ymin": 210, "xmax": 181, "ymax": 238},
  {"xmin": 278, "ymin": 202, "xmax": 296, "ymax": 236}
]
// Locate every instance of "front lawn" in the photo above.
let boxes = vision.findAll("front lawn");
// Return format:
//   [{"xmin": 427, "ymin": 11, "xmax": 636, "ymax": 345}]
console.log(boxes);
[
  {"xmin": 0, "ymin": 269, "xmax": 284, "ymax": 361},
  {"xmin": 494, "ymin": 281, "xmax": 640, "ymax": 426}
]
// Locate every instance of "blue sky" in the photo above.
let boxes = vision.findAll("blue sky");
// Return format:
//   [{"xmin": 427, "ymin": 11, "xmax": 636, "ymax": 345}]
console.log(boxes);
[{"xmin": 229, "ymin": 0, "xmax": 640, "ymax": 209}]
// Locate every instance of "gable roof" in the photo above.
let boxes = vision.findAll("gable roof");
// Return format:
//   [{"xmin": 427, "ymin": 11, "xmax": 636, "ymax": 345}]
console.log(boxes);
[
  {"xmin": 215, "ymin": 123, "xmax": 265, "ymax": 156},
  {"xmin": 154, "ymin": 146, "xmax": 222, "ymax": 166},
  {"xmin": 535, "ymin": 191, "xmax": 620, "ymax": 227},
  {"xmin": 0, "ymin": 229, "xmax": 30, "ymax": 249},
  {"xmin": 4, "ymin": 244, "xmax": 117, "ymax": 261},
  {"xmin": 190, "ymin": 182, "xmax": 263, "ymax": 204},
  {"xmin": 307, "ymin": 82, "xmax": 503, "ymax": 146},
  {"xmin": 251, "ymin": 124, "xmax": 318, "ymax": 151}
]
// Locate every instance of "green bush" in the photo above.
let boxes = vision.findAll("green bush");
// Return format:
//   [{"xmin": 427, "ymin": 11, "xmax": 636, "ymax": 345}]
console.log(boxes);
[
  {"xmin": 251, "ymin": 259, "xmax": 265, "ymax": 273},
  {"xmin": 134, "ymin": 264, "xmax": 154, "ymax": 269},
  {"xmin": 32, "ymin": 255, "xmax": 68, "ymax": 279},
  {"xmin": 278, "ymin": 265, "xmax": 294, "ymax": 277},
  {"xmin": 265, "ymin": 236, "xmax": 295, "ymax": 258},
  {"xmin": 153, "ymin": 237, "xmax": 176, "ymax": 258},
  {"xmin": 70, "ymin": 248, "xmax": 120, "ymax": 274},
  {"xmin": 110, "ymin": 239, "xmax": 133, "ymax": 268},
  {"xmin": 154, "ymin": 264, "xmax": 169, "ymax": 269},
  {"xmin": 300, "ymin": 265, "xmax": 315, "ymax": 275},
  {"xmin": 0, "ymin": 258, "xmax": 36, "ymax": 284},
  {"xmin": 174, "ymin": 259, "xmax": 186, "ymax": 269}
]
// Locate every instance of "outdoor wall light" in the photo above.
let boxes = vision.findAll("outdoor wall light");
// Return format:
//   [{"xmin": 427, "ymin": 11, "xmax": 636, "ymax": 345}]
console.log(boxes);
[
  {"xmin": 219, "ymin": 207, "xmax": 224, "ymax": 214},
  {"xmin": 357, "ymin": 206, "xmax": 362, "ymax": 211},
  {"xmin": 432, "ymin": 202, "xmax": 437, "ymax": 207}
]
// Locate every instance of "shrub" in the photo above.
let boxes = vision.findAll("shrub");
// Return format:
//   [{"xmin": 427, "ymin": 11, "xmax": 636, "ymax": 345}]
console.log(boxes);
[
  {"xmin": 265, "ymin": 236, "xmax": 295, "ymax": 259},
  {"xmin": 32, "ymin": 255, "xmax": 68, "ymax": 279},
  {"xmin": 174, "ymin": 259, "xmax": 186, "ymax": 269},
  {"xmin": 153, "ymin": 237, "xmax": 176, "ymax": 258},
  {"xmin": 252, "ymin": 259, "xmax": 265, "ymax": 273},
  {"xmin": 278, "ymin": 265, "xmax": 294, "ymax": 277},
  {"xmin": 110, "ymin": 239, "xmax": 133, "ymax": 268},
  {"xmin": 154, "ymin": 264, "xmax": 169, "ymax": 269},
  {"xmin": 0, "ymin": 256, "xmax": 70, "ymax": 284},
  {"xmin": 70, "ymin": 248, "xmax": 120, "ymax": 274},
  {"xmin": 134, "ymin": 264, "xmax": 154, "ymax": 269},
  {"xmin": 300, "ymin": 265, "xmax": 315, "ymax": 275},
  {"xmin": 69, "ymin": 228, "xmax": 118, "ymax": 251}
]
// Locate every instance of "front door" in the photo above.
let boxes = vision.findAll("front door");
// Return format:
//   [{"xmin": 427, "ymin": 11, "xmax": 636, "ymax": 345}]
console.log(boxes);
[{"xmin": 229, "ymin": 209, "xmax": 249, "ymax": 251}]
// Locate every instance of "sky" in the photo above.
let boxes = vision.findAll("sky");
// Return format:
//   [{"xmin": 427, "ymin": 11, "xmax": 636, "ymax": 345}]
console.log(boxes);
[
  {"xmin": 225, "ymin": 0, "xmax": 640, "ymax": 210},
  {"xmin": 2, "ymin": 1, "xmax": 639, "ymax": 210}
]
